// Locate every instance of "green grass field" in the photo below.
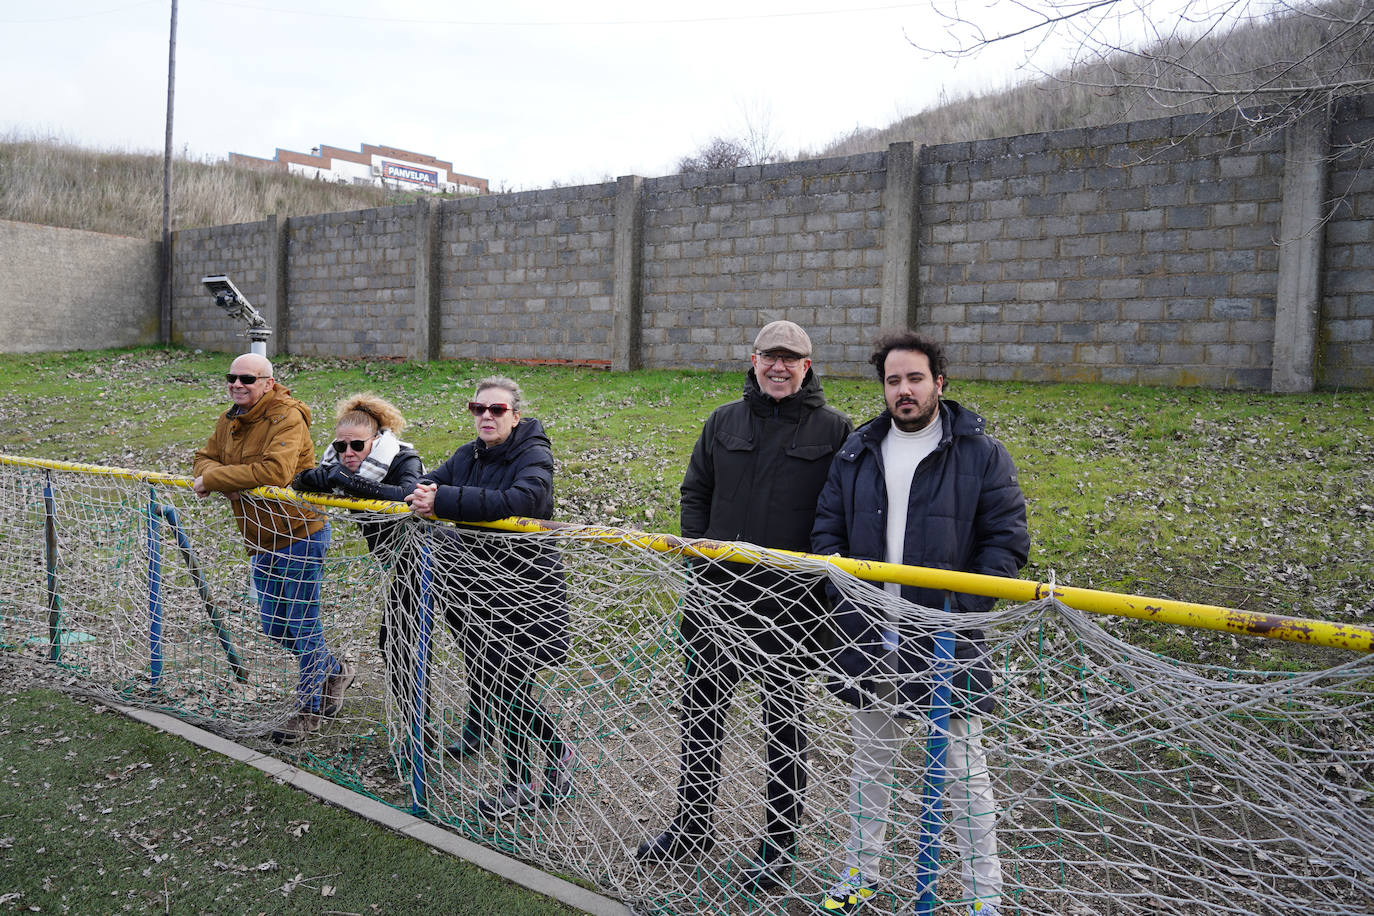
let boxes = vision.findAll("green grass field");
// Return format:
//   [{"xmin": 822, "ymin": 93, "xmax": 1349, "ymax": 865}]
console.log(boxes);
[
  {"xmin": 0, "ymin": 679, "xmax": 580, "ymax": 915},
  {"xmin": 1, "ymin": 345, "xmax": 1371, "ymax": 911},
  {"xmin": 2, "ymin": 345, "xmax": 1368, "ymax": 632}
]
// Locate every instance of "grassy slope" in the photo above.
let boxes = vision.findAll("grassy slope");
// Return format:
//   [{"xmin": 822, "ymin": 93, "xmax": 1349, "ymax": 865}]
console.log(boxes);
[
  {"xmin": 815, "ymin": 0, "xmax": 1374, "ymax": 156},
  {"xmin": 0, "ymin": 137, "xmax": 431, "ymax": 241},
  {"xmin": 0, "ymin": 681, "xmax": 579, "ymax": 915}
]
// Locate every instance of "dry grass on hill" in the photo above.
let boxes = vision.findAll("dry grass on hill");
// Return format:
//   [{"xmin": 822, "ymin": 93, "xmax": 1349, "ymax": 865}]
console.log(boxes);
[
  {"xmin": 0, "ymin": 134, "xmax": 419, "ymax": 240},
  {"xmin": 4, "ymin": 3, "xmax": 1370, "ymax": 239},
  {"xmin": 816, "ymin": 0, "xmax": 1374, "ymax": 156}
]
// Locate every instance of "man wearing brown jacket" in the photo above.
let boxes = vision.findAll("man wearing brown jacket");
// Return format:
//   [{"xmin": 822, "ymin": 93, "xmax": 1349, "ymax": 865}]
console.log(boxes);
[{"xmin": 193, "ymin": 352, "xmax": 353, "ymax": 744}]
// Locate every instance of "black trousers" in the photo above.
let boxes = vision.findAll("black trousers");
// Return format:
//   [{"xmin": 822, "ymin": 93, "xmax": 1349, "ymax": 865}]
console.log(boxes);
[
  {"xmin": 469, "ymin": 646, "xmax": 564, "ymax": 786},
  {"xmin": 670, "ymin": 610, "xmax": 813, "ymax": 850},
  {"xmin": 444, "ymin": 589, "xmax": 564, "ymax": 786}
]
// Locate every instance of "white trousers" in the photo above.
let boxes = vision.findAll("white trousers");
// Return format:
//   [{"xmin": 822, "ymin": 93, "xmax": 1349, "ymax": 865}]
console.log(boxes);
[{"xmin": 844, "ymin": 710, "xmax": 1003, "ymax": 907}]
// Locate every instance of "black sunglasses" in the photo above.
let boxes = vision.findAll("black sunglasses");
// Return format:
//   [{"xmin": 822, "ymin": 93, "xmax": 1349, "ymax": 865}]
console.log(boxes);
[
  {"xmin": 467, "ymin": 402, "xmax": 512, "ymax": 417},
  {"xmin": 225, "ymin": 373, "xmax": 269, "ymax": 385},
  {"xmin": 332, "ymin": 439, "xmax": 370, "ymax": 454}
]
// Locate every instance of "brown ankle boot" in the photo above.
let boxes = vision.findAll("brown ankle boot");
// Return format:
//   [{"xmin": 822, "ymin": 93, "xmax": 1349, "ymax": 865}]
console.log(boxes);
[{"xmin": 271, "ymin": 710, "xmax": 321, "ymax": 745}]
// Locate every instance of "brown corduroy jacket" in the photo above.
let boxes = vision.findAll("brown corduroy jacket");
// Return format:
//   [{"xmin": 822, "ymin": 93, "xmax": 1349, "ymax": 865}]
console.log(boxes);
[{"xmin": 193, "ymin": 384, "xmax": 324, "ymax": 554}]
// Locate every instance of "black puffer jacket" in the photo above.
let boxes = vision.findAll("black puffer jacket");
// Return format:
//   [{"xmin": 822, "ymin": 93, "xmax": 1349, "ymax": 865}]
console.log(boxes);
[
  {"xmin": 293, "ymin": 445, "xmax": 424, "ymax": 555},
  {"xmin": 680, "ymin": 369, "xmax": 852, "ymax": 652},
  {"xmin": 681, "ymin": 368, "xmax": 852, "ymax": 550},
  {"xmin": 421, "ymin": 418, "xmax": 569, "ymax": 670},
  {"xmin": 811, "ymin": 399, "xmax": 1029, "ymax": 715}
]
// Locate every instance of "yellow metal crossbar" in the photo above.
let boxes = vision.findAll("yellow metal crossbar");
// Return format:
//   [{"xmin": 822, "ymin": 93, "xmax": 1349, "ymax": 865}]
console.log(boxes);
[{"xmin": 5, "ymin": 453, "xmax": 1369, "ymax": 654}]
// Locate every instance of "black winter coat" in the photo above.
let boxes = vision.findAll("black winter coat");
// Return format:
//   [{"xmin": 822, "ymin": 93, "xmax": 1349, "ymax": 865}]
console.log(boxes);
[
  {"xmin": 811, "ymin": 399, "xmax": 1029, "ymax": 715},
  {"xmin": 292, "ymin": 445, "xmax": 424, "ymax": 555},
  {"xmin": 421, "ymin": 418, "xmax": 569, "ymax": 671},
  {"xmin": 680, "ymin": 369, "xmax": 852, "ymax": 654}
]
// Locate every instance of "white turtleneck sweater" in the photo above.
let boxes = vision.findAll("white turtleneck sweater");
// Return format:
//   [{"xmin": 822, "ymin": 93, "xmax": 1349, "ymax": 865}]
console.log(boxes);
[{"xmin": 880, "ymin": 413, "xmax": 942, "ymax": 596}]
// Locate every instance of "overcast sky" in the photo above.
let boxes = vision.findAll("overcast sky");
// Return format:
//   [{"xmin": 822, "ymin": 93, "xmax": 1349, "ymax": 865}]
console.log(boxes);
[{"xmin": 2, "ymin": 0, "xmax": 1073, "ymax": 190}]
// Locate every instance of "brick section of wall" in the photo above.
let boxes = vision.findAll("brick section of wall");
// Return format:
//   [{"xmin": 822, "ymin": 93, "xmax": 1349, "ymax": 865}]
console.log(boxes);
[
  {"xmin": 639, "ymin": 154, "xmax": 887, "ymax": 374},
  {"xmin": 918, "ymin": 111, "xmax": 1285, "ymax": 388},
  {"xmin": 287, "ymin": 207, "xmax": 418, "ymax": 358},
  {"xmin": 1321, "ymin": 95, "xmax": 1374, "ymax": 389},
  {"xmin": 0, "ymin": 220, "xmax": 159, "ymax": 353},
  {"xmin": 172, "ymin": 220, "xmax": 273, "ymax": 354},
  {"xmin": 436, "ymin": 184, "xmax": 618, "ymax": 364}
]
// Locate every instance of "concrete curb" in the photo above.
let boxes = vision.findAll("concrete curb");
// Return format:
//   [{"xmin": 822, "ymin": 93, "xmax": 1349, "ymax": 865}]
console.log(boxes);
[{"xmin": 111, "ymin": 703, "xmax": 635, "ymax": 916}]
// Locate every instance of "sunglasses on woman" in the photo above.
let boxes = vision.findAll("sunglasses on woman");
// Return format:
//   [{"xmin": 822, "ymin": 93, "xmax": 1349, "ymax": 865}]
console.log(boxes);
[
  {"xmin": 467, "ymin": 402, "xmax": 512, "ymax": 417},
  {"xmin": 332, "ymin": 438, "xmax": 371, "ymax": 454}
]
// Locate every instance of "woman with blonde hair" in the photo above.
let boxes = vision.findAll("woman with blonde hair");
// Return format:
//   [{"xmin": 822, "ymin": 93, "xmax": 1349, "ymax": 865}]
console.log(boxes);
[{"xmin": 294, "ymin": 393, "xmax": 427, "ymax": 745}]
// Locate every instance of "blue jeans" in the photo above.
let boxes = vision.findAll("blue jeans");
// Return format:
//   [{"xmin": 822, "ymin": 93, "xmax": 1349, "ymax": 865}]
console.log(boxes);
[{"xmin": 251, "ymin": 523, "xmax": 336, "ymax": 713}]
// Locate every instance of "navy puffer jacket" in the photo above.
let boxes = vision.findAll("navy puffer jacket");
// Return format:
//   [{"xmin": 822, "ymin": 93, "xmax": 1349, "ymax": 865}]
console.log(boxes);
[
  {"xmin": 811, "ymin": 399, "xmax": 1028, "ymax": 715},
  {"xmin": 421, "ymin": 418, "xmax": 569, "ymax": 670}
]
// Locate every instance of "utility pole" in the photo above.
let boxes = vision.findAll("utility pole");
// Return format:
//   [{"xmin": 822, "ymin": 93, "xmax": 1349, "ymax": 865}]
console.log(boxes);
[{"xmin": 160, "ymin": 0, "xmax": 178, "ymax": 344}]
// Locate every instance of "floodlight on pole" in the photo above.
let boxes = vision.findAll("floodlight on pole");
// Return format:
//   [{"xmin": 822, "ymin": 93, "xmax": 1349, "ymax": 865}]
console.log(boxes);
[{"xmin": 201, "ymin": 275, "xmax": 272, "ymax": 357}]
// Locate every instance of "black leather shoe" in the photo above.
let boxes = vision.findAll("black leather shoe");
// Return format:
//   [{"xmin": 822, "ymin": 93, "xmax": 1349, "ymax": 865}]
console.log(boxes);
[
  {"xmin": 740, "ymin": 840, "xmax": 794, "ymax": 892},
  {"xmin": 444, "ymin": 721, "xmax": 487, "ymax": 759},
  {"xmin": 635, "ymin": 830, "xmax": 715, "ymax": 863}
]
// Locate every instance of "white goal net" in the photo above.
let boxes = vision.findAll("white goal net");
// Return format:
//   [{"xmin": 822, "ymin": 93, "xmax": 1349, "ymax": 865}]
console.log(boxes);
[{"xmin": 1, "ymin": 456, "xmax": 1371, "ymax": 915}]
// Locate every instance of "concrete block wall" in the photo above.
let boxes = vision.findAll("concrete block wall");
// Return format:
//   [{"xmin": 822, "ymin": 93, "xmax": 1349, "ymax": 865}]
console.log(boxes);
[
  {"xmin": 0, "ymin": 221, "xmax": 159, "ymax": 353},
  {"xmin": 638, "ymin": 154, "xmax": 888, "ymax": 373},
  {"xmin": 287, "ymin": 207, "xmax": 418, "ymax": 358},
  {"xmin": 918, "ymin": 111, "xmax": 1285, "ymax": 388},
  {"xmin": 152, "ymin": 93, "xmax": 1373, "ymax": 390},
  {"xmin": 1322, "ymin": 95, "xmax": 1374, "ymax": 389},
  {"xmin": 437, "ymin": 184, "xmax": 618, "ymax": 364},
  {"xmin": 171, "ymin": 219, "xmax": 274, "ymax": 355}
]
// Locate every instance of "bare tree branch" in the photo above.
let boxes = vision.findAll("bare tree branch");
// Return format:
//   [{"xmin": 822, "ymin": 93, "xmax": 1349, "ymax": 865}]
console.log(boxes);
[
  {"xmin": 925, "ymin": 0, "xmax": 1125, "ymax": 55},
  {"xmin": 912, "ymin": 0, "xmax": 1373, "ymax": 147}
]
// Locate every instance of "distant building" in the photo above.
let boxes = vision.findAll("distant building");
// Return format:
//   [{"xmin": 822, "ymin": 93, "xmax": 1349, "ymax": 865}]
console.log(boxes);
[{"xmin": 228, "ymin": 142, "xmax": 487, "ymax": 195}]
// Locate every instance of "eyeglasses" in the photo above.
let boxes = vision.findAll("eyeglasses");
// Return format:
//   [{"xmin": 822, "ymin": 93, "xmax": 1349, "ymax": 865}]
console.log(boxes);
[
  {"xmin": 332, "ymin": 439, "xmax": 370, "ymax": 454},
  {"xmin": 754, "ymin": 351, "xmax": 803, "ymax": 368},
  {"xmin": 225, "ymin": 373, "xmax": 270, "ymax": 385},
  {"xmin": 468, "ymin": 402, "xmax": 512, "ymax": 418}
]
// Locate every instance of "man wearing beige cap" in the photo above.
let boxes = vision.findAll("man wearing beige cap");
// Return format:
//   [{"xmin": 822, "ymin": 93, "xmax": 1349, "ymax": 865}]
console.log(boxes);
[{"xmin": 637, "ymin": 320, "xmax": 852, "ymax": 892}]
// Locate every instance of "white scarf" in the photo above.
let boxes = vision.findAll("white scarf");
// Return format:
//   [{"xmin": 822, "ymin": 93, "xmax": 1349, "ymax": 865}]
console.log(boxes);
[{"xmin": 320, "ymin": 428, "xmax": 409, "ymax": 484}]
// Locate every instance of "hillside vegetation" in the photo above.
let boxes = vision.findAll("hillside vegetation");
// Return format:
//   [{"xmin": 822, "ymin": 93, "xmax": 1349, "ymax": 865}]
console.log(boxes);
[
  {"xmin": 816, "ymin": 0, "xmax": 1374, "ymax": 156},
  {"xmin": 0, "ymin": 136, "xmax": 425, "ymax": 240},
  {"xmin": 3, "ymin": 2, "xmax": 1369, "ymax": 239}
]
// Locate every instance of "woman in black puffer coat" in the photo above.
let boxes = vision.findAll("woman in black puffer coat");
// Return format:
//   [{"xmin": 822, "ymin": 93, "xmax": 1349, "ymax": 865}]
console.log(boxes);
[{"xmin": 406, "ymin": 376, "xmax": 572, "ymax": 818}]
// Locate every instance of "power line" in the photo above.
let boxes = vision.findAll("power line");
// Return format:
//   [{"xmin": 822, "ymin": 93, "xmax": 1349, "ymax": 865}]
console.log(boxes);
[{"xmin": 201, "ymin": 0, "xmax": 926, "ymax": 28}]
